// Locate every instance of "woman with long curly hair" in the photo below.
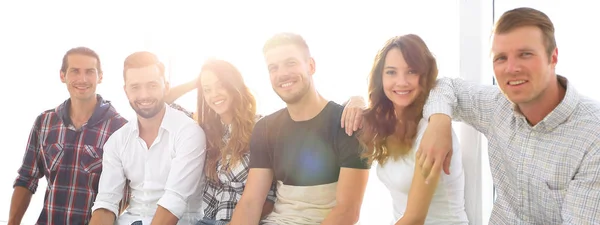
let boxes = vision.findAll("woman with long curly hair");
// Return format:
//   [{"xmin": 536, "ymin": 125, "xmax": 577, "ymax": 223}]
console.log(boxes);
[
  {"xmin": 189, "ymin": 59, "xmax": 276, "ymax": 225},
  {"xmin": 358, "ymin": 35, "xmax": 468, "ymax": 225}
]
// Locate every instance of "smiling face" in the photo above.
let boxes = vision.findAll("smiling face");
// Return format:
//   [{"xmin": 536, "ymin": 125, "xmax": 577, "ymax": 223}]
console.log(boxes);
[
  {"xmin": 264, "ymin": 44, "xmax": 315, "ymax": 104},
  {"xmin": 200, "ymin": 70, "xmax": 233, "ymax": 118},
  {"xmin": 492, "ymin": 25, "xmax": 558, "ymax": 106},
  {"xmin": 60, "ymin": 54, "xmax": 103, "ymax": 102},
  {"xmin": 124, "ymin": 65, "xmax": 169, "ymax": 119},
  {"xmin": 381, "ymin": 47, "xmax": 422, "ymax": 112}
]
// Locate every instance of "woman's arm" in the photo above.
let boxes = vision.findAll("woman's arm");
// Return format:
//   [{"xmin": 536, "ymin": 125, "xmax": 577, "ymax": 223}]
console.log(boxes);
[{"xmin": 165, "ymin": 77, "xmax": 198, "ymax": 104}]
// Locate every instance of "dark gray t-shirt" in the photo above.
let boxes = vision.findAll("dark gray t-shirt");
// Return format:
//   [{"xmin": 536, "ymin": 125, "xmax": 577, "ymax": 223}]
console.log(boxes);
[{"xmin": 249, "ymin": 101, "xmax": 369, "ymax": 186}]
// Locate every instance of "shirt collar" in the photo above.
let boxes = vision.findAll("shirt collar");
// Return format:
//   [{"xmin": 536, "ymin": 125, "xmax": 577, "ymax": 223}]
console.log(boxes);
[
  {"xmin": 57, "ymin": 94, "xmax": 117, "ymax": 128},
  {"xmin": 512, "ymin": 75, "xmax": 579, "ymax": 131},
  {"xmin": 129, "ymin": 103, "xmax": 178, "ymax": 133}
]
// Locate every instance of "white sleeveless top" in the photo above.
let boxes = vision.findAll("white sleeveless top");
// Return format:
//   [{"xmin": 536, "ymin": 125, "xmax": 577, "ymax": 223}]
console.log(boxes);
[{"xmin": 376, "ymin": 118, "xmax": 469, "ymax": 225}]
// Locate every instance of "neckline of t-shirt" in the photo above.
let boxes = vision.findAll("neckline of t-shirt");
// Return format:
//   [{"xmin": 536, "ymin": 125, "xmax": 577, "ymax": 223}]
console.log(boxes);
[{"xmin": 285, "ymin": 101, "xmax": 334, "ymax": 124}]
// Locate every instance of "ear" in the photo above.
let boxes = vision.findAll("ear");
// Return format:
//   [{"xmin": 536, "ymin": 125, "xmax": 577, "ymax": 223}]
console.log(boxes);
[
  {"xmin": 308, "ymin": 57, "xmax": 316, "ymax": 76},
  {"xmin": 97, "ymin": 72, "xmax": 104, "ymax": 84},
  {"xmin": 164, "ymin": 80, "xmax": 171, "ymax": 94},
  {"xmin": 60, "ymin": 71, "xmax": 67, "ymax": 83},
  {"xmin": 551, "ymin": 47, "xmax": 558, "ymax": 67}
]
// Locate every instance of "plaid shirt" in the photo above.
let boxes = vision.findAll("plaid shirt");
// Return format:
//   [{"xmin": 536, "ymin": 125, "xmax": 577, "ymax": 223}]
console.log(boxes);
[
  {"xmin": 202, "ymin": 116, "xmax": 277, "ymax": 221},
  {"xmin": 13, "ymin": 95, "xmax": 128, "ymax": 225},
  {"xmin": 424, "ymin": 76, "xmax": 600, "ymax": 224}
]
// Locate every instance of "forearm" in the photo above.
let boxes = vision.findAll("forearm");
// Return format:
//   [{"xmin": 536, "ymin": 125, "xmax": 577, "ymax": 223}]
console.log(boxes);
[
  {"xmin": 8, "ymin": 186, "xmax": 33, "ymax": 225},
  {"xmin": 89, "ymin": 208, "xmax": 116, "ymax": 225},
  {"xmin": 321, "ymin": 205, "xmax": 360, "ymax": 225},
  {"xmin": 150, "ymin": 206, "xmax": 179, "ymax": 225},
  {"xmin": 230, "ymin": 199, "xmax": 264, "ymax": 225},
  {"xmin": 260, "ymin": 200, "xmax": 275, "ymax": 219},
  {"xmin": 165, "ymin": 79, "xmax": 198, "ymax": 104}
]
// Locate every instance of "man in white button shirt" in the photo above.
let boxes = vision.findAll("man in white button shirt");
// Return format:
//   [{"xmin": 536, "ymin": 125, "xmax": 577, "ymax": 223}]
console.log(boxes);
[{"xmin": 89, "ymin": 51, "xmax": 207, "ymax": 225}]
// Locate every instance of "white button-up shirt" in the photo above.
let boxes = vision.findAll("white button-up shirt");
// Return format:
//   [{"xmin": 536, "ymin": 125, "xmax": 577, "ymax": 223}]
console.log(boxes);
[{"xmin": 92, "ymin": 105, "xmax": 207, "ymax": 225}]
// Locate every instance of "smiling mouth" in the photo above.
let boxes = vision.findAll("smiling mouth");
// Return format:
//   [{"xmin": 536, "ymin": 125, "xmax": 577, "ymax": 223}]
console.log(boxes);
[
  {"xmin": 213, "ymin": 100, "xmax": 225, "ymax": 105},
  {"xmin": 137, "ymin": 101, "xmax": 155, "ymax": 107},
  {"xmin": 280, "ymin": 81, "xmax": 295, "ymax": 88},
  {"xmin": 507, "ymin": 80, "xmax": 527, "ymax": 86},
  {"xmin": 393, "ymin": 90, "xmax": 411, "ymax": 95}
]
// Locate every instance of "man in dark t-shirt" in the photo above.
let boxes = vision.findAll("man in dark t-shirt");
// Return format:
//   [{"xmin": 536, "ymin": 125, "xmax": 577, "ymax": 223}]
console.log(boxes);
[{"xmin": 229, "ymin": 33, "xmax": 370, "ymax": 225}]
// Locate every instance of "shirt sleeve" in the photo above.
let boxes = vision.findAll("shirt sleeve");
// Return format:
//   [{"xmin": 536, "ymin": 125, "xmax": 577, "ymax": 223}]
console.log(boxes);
[
  {"xmin": 91, "ymin": 133, "xmax": 127, "ymax": 217},
  {"xmin": 334, "ymin": 114, "xmax": 370, "ymax": 169},
  {"xmin": 13, "ymin": 115, "xmax": 45, "ymax": 193},
  {"xmin": 249, "ymin": 118, "xmax": 272, "ymax": 169},
  {"xmin": 561, "ymin": 142, "xmax": 600, "ymax": 223},
  {"xmin": 157, "ymin": 123, "xmax": 207, "ymax": 219},
  {"xmin": 423, "ymin": 77, "xmax": 504, "ymax": 134}
]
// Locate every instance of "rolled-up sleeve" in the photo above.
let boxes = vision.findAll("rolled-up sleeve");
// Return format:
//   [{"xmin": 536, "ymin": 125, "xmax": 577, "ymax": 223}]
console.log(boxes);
[
  {"xmin": 14, "ymin": 115, "xmax": 45, "ymax": 193},
  {"xmin": 91, "ymin": 134, "xmax": 126, "ymax": 217},
  {"xmin": 157, "ymin": 123, "xmax": 206, "ymax": 218}
]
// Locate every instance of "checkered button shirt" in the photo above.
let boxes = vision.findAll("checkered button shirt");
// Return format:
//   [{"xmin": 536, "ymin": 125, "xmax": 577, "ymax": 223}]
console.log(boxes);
[{"xmin": 424, "ymin": 76, "xmax": 600, "ymax": 224}]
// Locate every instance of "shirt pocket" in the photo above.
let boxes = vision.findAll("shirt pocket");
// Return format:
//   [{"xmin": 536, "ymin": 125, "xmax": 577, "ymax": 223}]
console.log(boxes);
[
  {"xmin": 531, "ymin": 180, "xmax": 565, "ymax": 222},
  {"xmin": 43, "ymin": 143, "xmax": 65, "ymax": 172},
  {"xmin": 80, "ymin": 144, "xmax": 103, "ymax": 174}
]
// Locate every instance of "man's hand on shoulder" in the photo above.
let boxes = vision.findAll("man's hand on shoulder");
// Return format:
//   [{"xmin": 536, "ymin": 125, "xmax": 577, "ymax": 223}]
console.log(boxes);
[{"xmin": 415, "ymin": 114, "xmax": 453, "ymax": 183}]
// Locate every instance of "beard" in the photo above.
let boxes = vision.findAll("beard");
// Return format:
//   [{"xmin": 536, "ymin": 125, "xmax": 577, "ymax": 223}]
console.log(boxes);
[
  {"xmin": 129, "ymin": 97, "xmax": 165, "ymax": 119},
  {"xmin": 274, "ymin": 77, "xmax": 312, "ymax": 105}
]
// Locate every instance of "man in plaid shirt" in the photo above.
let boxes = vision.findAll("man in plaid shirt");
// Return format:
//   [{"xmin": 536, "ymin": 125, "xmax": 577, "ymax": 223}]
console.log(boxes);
[{"xmin": 8, "ymin": 47, "xmax": 129, "ymax": 225}]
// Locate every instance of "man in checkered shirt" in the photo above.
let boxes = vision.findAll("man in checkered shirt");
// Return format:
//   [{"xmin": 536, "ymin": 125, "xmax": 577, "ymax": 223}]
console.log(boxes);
[
  {"xmin": 8, "ymin": 47, "xmax": 129, "ymax": 225},
  {"xmin": 416, "ymin": 7, "xmax": 600, "ymax": 225}
]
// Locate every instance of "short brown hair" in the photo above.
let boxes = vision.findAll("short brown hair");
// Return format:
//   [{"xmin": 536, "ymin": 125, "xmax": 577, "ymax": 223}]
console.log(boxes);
[
  {"xmin": 262, "ymin": 32, "xmax": 311, "ymax": 57},
  {"xmin": 60, "ymin": 47, "xmax": 102, "ymax": 74},
  {"xmin": 122, "ymin": 51, "xmax": 165, "ymax": 80},
  {"xmin": 494, "ymin": 7, "xmax": 556, "ymax": 58}
]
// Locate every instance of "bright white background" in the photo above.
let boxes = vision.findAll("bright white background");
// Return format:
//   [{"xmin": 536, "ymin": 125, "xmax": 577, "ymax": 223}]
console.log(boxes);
[{"xmin": 0, "ymin": 0, "xmax": 597, "ymax": 224}]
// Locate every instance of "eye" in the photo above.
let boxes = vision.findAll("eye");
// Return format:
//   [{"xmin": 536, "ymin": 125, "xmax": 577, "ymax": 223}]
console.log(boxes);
[
  {"xmin": 520, "ymin": 52, "xmax": 533, "ymax": 57},
  {"xmin": 385, "ymin": 70, "xmax": 396, "ymax": 75},
  {"xmin": 493, "ymin": 56, "xmax": 507, "ymax": 62}
]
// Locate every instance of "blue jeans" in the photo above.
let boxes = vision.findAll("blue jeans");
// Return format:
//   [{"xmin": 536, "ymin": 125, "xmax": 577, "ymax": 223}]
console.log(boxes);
[{"xmin": 196, "ymin": 218, "xmax": 230, "ymax": 225}]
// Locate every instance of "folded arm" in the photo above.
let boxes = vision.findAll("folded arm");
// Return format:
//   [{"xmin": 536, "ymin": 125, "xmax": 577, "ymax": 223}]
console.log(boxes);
[
  {"xmin": 418, "ymin": 77, "xmax": 501, "ymax": 181},
  {"xmin": 151, "ymin": 124, "xmax": 207, "ymax": 225}
]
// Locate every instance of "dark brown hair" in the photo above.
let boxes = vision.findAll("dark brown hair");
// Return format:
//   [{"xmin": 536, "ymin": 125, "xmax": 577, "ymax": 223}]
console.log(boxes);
[
  {"xmin": 60, "ymin": 46, "xmax": 103, "ymax": 74},
  {"xmin": 358, "ymin": 34, "xmax": 438, "ymax": 164}
]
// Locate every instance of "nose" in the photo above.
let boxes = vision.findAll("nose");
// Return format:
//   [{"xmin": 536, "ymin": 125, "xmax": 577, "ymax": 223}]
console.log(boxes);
[
  {"xmin": 505, "ymin": 57, "xmax": 522, "ymax": 74},
  {"xmin": 395, "ymin": 73, "xmax": 409, "ymax": 86}
]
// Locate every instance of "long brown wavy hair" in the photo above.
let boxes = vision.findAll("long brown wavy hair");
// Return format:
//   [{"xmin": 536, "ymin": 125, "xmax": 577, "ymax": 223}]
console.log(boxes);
[
  {"xmin": 196, "ymin": 59, "xmax": 257, "ymax": 182},
  {"xmin": 358, "ymin": 34, "xmax": 438, "ymax": 165}
]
